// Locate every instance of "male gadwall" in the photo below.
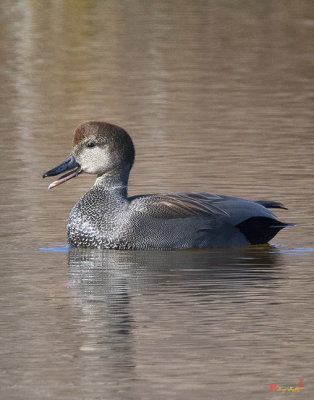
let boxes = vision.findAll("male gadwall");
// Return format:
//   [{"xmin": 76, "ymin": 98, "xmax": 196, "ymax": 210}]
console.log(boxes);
[{"xmin": 43, "ymin": 121, "xmax": 292, "ymax": 249}]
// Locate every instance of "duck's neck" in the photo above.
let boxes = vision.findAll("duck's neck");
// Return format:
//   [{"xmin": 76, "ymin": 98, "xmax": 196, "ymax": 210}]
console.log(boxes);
[{"xmin": 93, "ymin": 167, "xmax": 129, "ymax": 197}]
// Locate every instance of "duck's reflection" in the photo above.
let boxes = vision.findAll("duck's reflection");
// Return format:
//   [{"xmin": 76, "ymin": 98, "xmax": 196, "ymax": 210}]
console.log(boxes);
[
  {"xmin": 67, "ymin": 246, "xmax": 280, "ymax": 388},
  {"xmin": 68, "ymin": 245, "xmax": 280, "ymax": 295},
  {"xmin": 67, "ymin": 246, "xmax": 280, "ymax": 328}
]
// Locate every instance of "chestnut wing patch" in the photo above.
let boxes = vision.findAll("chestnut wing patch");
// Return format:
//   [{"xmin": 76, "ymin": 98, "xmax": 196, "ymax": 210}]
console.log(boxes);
[{"xmin": 132, "ymin": 193, "xmax": 228, "ymax": 219}]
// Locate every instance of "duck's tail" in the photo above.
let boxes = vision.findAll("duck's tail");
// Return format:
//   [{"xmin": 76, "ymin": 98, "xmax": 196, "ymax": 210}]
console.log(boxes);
[
  {"xmin": 254, "ymin": 200, "xmax": 287, "ymax": 210},
  {"xmin": 236, "ymin": 217, "xmax": 295, "ymax": 245}
]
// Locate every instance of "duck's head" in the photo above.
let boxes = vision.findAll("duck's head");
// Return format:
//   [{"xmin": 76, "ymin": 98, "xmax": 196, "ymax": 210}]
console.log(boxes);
[{"xmin": 43, "ymin": 121, "xmax": 135, "ymax": 189}]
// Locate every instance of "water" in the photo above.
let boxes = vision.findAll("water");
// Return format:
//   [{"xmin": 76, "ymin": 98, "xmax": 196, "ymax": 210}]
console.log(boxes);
[{"xmin": 1, "ymin": 1, "xmax": 314, "ymax": 398}]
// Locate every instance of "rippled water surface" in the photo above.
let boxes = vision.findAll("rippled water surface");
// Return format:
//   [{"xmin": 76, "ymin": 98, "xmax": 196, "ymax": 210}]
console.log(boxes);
[{"xmin": 1, "ymin": 1, "xmax": 314, "ymax": 399}]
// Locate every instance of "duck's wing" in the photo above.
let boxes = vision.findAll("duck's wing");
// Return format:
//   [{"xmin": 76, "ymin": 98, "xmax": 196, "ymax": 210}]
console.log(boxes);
[
  {"xmin": 130, "ymin": 193, "xmax": 229, "ymax": 219},
  {"xmin": 129, "ymin": 192, "xmax": 292, "ymax": 246}
]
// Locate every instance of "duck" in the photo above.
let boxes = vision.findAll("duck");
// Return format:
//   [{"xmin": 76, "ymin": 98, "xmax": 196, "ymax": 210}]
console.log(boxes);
[{"xmin": 43, "ymin": 121, "xmax": 292, "ymax": 250}]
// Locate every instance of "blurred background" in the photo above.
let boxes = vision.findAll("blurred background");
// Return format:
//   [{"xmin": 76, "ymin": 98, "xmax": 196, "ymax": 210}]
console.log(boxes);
[{"xmin": 0, "ymin": 1, "xmax": 314, "ymax": 399}]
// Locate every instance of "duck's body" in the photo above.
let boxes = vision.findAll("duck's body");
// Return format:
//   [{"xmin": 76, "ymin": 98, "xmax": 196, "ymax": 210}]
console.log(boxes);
[
  {"xmin": 43, "ymin": 121, "xmax": 292, "ymax": 250},
  {"xmin": 67, "ymin": 188, "xmax": 288, "ymax": 249}
]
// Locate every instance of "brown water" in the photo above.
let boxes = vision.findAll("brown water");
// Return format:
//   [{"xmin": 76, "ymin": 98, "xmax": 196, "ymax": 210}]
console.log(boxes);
[{"xmin": 1, "ymin": 1, "xmax": 314, "ymax": 399}]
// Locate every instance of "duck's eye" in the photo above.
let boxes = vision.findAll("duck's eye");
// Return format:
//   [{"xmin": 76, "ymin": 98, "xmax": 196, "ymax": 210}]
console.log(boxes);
[{"xmin": 87, "ymin": 142, "xmax": 96, "ymax": 148}]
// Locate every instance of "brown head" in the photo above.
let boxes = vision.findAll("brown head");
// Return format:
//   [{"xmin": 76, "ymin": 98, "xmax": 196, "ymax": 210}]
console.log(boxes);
[
  {"xmin": 43, "ymin": 121, "xmax": 135, "ymax": 188},
  {"xmin": 72, "ymin": 121, "xmax": 135, "ymax": 175}
]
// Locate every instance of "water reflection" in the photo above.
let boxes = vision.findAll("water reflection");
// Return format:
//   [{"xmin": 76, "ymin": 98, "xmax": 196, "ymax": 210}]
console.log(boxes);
[
  {"xmin": 66, "ymin": 246, "xmax": 284, "ymax": 396},
  {"xmin": 68, "ymin": 245, "xmax": 280, "ymax": 295},
  {"xmin": 67, "ymin": 246, "xmax": 280, "ymax": 337}
]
